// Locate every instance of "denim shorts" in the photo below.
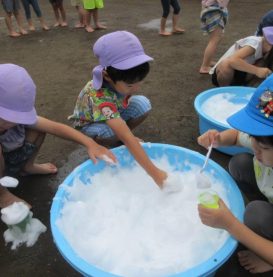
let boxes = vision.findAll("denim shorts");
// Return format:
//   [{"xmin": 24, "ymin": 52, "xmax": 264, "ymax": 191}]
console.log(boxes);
[
  {"xmin": 3, "ymin": 142, "xmax": 36, "ymax": 176},
  {"xmin": 81, "ymin": 95, "xmax": 151, "ymax": 139}
]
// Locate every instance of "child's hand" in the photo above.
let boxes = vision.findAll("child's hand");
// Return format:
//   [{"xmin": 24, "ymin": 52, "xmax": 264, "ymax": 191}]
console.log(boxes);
[
  {"xmin": 87, "ymin": 144, "xmax": 117, "ymax": 165},
  {"xmin": 197, "ymin": 130, "xmax": 220, "ymax": 149},
  {"xmin": 152, "ymin": 168, "xmax": 168, "ymax": 189},
  {"xmin": 198, "ymin": 199, "xmax": 236, "ymax": 230},
  {"xmin": 255, "ymin": 67, "xmax": 272, "ymax": 79}
]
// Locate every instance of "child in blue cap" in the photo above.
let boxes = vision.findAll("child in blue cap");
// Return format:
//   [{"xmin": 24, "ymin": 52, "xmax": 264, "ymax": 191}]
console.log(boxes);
[
  {"xmin": 197, "ymin": 75, "xmax": 273, "ymax": 273},
  {"xmin": 69, "ymin": 31, "xmax": 167, "ymax": 188},
  {"xmin": 0, "ymin": 64, "xmax": 116, "ymax": 208}
]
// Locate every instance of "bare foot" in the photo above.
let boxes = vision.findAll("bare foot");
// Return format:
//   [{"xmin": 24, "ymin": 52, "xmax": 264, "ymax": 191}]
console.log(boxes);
[
  {"xmin": 61, "ymin": 21, "xmax": 68, "ymax": 27},
  {"xmin": 0, "ymin": 186, "xmax": 31, "ymax": 209},
  {"xmin": 42, "ymin": 25, "xmax": 50, "ymax": 31},
  {"xmin": 199, "ymin": 66, "xmax": 211, "ymax": 74},
  {"xmin": 29, "ymin": 25, "xmax": 35, "ymax": 31},
  {"xmin": 95, "ymin": 23, "xmax": 107, "ymax": 30},
  {"xmin": 54, "ymin": 22, "xmax": 61, "ymax": 27},
  {"xmin": 210, "ymin": 61, "xmax": 217, "ymax": 67},
  {"xmin": 74, "ymin": 22, "xmax": 85, "ymax": 28},
  {"xmin": 85, "ymin": 26, "xmax": 94, "ymax": 33},
  {"xmin": 159, "ymin": 31, "xmax": 172, "ymax": 36},
  {"xmin": 172, "ymin": 28, "xmax": 185, "ymax": 34},
  {"xmin": 9, "ymin": 31, "xmax": 21, "ymax": 37},
  {"xmin": 20, "ymin": 29, "xmax": 28, "ymax": 35},
  {"xmin": 238, "ymin": 250, "xmax": 273, "ymax": 273},
  {"xmin": 21, "ymin": 163, "xmax": 58, "ymax": 176}
]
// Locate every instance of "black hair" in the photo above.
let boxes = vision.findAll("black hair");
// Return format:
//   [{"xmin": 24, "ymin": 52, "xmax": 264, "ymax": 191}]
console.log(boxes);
[
  {"xmin": 264, "ymin": 47, "xmax": 273, "ymax": 70},
  {"xmin": 105, "ymin": 62, "xmax": 150, "ymax": 84},
  {"xmin": 252, "ymin": 135, "xmax": 273, "ymax": 147}
]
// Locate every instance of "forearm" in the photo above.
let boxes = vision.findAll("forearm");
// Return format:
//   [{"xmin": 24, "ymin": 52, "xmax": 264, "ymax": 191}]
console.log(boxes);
[
  {"xmin": 34, "ymin": 117, "xmax": 98, "ymax": 148},
  {"xmin": 227, "ymin": 219, "xmax": 273, "ymax": 266},
  {"xmin": 123, "ymin": 136, "xmax": 159, "ymax": 177},
  {"xmin": 217, "ymin": 129, "xmax": 240, "ymax": 146},
  {"xmin": 229, "ymin": 58, "xmax": 259, "ymax": 75}
]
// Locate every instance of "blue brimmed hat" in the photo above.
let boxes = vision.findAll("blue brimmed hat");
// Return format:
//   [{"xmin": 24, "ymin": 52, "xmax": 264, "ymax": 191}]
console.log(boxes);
[{"xmin": 227, "ymin": 74, "xmax": 273, "ymax": 136}]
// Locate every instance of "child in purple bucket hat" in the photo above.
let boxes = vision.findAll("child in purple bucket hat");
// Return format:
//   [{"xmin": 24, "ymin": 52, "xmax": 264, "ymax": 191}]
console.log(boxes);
[
  {"xmin": 0, "ymin": 64, "xmax": 116, "ymax": 209},
  {"xmin": 69, "ymin": 31, "xmax": 167, "ymax": 188},
  {"xmin": 210, "ymin": 26, "xmax": 273, "ymax": 87},
  {"xmin": 197, "ymin": 75, "xmax": 273, "ymax": 274}
]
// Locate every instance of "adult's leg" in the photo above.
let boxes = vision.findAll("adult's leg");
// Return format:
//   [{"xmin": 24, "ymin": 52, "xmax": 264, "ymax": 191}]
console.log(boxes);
[
  {"xmin": 200, "ymin": 27, "xmax": 223, "ymax": 74},
  {"xmin": 238, "ymin": 201, "xmax": 273, "ymax": 273},
  {"xmin": 21, "ymin": 129, "xmax": 57, "ymax": 175},
  {"xmin": 228, "ymin": 153, "xmax": 267, "ymax": 201}
]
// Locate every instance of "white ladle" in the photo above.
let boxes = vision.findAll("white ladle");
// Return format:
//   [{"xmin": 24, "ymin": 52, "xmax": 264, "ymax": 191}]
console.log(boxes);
[
  {"xmin": 0, "ymin": 176, "xmax": 19, "ymax": 188},
  {"xmin": 196, "ymin": 144, "xmax": 213, "ymax": 189}
]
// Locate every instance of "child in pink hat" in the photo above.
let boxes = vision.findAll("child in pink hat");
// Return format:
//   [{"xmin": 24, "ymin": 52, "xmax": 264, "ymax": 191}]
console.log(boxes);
[
  {"xmin": 69, "ymin": 31, "xmax": 168, "ymax": 188},
  {"xmin": 0, "ymin": 64, "xmax": 116, "ymax": 208}
]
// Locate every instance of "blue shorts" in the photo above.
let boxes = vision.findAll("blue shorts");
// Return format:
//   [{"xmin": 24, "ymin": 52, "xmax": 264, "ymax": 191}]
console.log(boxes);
[
  {"xmin": 1, "ymin": 0, "xmax": 21, "ymax": 13},
  {"xmin": 81, "ymin": 95, "xmax": 151, "ymax": 138},
  {"xmin": 3, "ymin": 142, "xmax": 36, "ymax": 176}
]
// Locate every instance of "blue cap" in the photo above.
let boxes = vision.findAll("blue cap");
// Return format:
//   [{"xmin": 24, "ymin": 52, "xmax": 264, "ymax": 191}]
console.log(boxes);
[{"xmin": 227, "ymin": 74, "xmax": 273, "ymax": 136}]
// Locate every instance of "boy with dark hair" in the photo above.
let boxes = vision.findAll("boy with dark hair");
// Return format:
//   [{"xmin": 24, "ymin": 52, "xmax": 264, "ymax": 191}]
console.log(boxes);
[
  {"xmin": 198, "ymin": 74, "xmax": 273, "ymax": 274},
  {"xmin": 69, "ymin": 31, "xmax": 167, "ymax": 188}
]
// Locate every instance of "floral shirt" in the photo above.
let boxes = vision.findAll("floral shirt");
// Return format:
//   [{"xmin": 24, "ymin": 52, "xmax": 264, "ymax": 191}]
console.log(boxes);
[{"xmin": 68, "ymin": 80, "xmax": 131, "ymax": 128}]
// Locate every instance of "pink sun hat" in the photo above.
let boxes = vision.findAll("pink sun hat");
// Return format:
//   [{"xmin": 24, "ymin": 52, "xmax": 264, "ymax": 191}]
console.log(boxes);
[
  {"xmin": 0, "ymin": 64, "xmax": 37, "ymax": 125},
  {"xmin": 92, "ymin": 31, "xmax": 153, "ymax": 90}
]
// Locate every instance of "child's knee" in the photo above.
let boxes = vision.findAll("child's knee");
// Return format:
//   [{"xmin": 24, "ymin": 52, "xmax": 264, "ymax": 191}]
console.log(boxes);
[
  {"xmin": 129, "ymin": 96, "xmax": 151, "ymax": 117},
  {"xmin": 25, "ymin": 128, "xmax": 46, "ymax": 145}
]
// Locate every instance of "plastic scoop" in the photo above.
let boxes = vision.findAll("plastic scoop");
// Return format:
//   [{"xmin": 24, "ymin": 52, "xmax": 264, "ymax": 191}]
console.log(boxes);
[
  {"xmin": 0, "ymin": 176, "xmax": 19, "ymax": 188},
  {"xmin": 196, "ymin": 144, "xmax": 213, "ymax": 189}
]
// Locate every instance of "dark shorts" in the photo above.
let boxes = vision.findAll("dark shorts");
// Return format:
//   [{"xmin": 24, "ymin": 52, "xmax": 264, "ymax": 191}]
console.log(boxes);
[
  {"xmin": 212, "ymin": 69, "xmax": 248, "ymax": 87},
  {"xmin": 3, "ymin": 142, "xmax": 36, "ymax": 176},
  {"xmin": 49, "ymin": 0, "xmax": 63, "ymax": 5},
  {"xmin": 1, "ymin": 0, "xmax": 20, "ymax": 13}
]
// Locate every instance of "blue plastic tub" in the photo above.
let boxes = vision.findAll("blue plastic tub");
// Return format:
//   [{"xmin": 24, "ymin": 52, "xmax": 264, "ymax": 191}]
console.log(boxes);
[
  {"xmin": 194, "ymin": 86, "xmax": 255, "ymax": 156},
  {"xmin": 51, "ymin": 143, "xmax": 245, "ymax": 277}
]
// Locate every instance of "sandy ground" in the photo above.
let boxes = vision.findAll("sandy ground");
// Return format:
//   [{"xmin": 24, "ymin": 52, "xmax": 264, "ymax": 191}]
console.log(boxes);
[{"xmin": 0, "ymin": 0, "xmax": 273, "ymax": 276}]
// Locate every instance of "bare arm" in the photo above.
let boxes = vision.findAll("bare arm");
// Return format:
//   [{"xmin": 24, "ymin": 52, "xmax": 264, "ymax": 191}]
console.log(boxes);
[
  {"xmin": 107, "ymin": 118, "xmax": 167, "ymax": 187},
  {"xmin": 197, "ymin": 129, "xmax": 240, "ymax": 149},
  {"xmin": 198, "ymin": 200, "xmax": 273, "ymax": 266},
  {"xmin": 32, "ymin": 116, "xmax": 117, "ymax": 164},
  {"xmin": 229, "ymin": 46, "xmax": 272, "ymax": 78}
]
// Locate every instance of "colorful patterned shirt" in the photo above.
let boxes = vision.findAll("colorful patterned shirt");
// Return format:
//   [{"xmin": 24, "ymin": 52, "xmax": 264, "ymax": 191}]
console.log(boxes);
[{"xmin": 68, "ymin": 81, "xmax": 131, "ymax": 128}]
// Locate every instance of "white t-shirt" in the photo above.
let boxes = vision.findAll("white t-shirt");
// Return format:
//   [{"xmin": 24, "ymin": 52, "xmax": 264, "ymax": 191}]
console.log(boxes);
[
  {"xmin": 239, "ymin": 132, "xmax": 273, "ymax": 203},
  {"xmin": 210, "ymin": 36, "xmax": 264, "ymax": 74}
]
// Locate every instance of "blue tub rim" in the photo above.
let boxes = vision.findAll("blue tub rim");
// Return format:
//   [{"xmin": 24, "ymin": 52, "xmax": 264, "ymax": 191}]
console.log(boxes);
[
  {"xmin": 194, "ymin": 86, "xmax": 256, "ymax": 130},
  {"xmin": 50, "ymin": 143, "xmax": 245, "ymax": 277}
]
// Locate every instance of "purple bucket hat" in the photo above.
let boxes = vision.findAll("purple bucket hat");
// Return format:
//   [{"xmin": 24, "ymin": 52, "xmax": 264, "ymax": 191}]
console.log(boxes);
[
  {"xmin": 227, "ymin": 74, "xmax": 273, "ymax": 136},
  {"xmin": 0, "ymin": 64, "xmax": 37, "ymax": 125},
  {"xmin": 92, "ymin": 31, "xmax": 153, "ymax": 90},
  {"xmin": 263, "ymin": 26, "xmax": 273, "ymax": 45}
]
